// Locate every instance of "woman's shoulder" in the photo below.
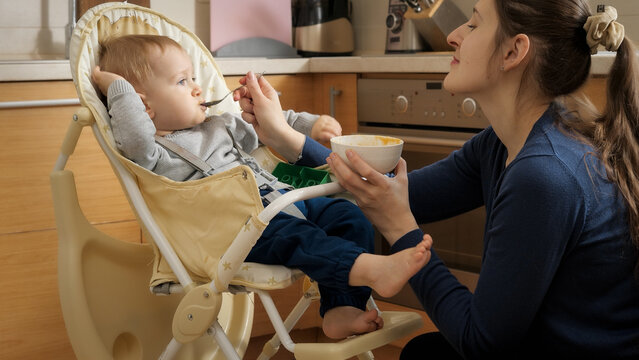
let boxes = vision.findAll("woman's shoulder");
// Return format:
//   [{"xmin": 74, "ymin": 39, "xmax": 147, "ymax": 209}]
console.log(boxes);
[{"xmin": 507, "ymin": 129, "xmax": 606, "ymax": 210}]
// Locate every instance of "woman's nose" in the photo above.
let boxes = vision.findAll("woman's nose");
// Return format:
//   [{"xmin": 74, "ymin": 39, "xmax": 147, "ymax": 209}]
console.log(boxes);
[{"xmin": 447, "ymin": 25, "xmax": 463, "ymax": 49}]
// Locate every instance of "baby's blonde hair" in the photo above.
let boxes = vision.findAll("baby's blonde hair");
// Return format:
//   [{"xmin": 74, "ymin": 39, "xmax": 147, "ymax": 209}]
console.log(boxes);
[{"xmin": 98, "ymin": 34, "xmax": 184, "ymax": 89}]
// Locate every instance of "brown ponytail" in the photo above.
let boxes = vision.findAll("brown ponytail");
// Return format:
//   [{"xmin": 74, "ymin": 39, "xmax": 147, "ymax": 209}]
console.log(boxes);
[
  {"xmin": 594, "ymin": 38, "xmax": 639, "ymax": 269},
  {"xmin": 494, "ymin": 0, "xmax": 639, "ymax": 273}
]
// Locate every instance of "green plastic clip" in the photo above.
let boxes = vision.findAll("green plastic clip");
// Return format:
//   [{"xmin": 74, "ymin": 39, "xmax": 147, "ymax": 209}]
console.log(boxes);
[{"xmin": 272, "ymin": 163, "xmax": 331, "ymax": 189}]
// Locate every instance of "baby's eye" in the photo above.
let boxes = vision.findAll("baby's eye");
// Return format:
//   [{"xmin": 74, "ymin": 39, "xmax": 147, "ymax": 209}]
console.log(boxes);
[
  {"xmin": 177, "ymin": 78, "xmax": 187, "ymax": 85},
  {"xmin": 191, "ymin": 77, "xmax": 196, "ymax": 83}
]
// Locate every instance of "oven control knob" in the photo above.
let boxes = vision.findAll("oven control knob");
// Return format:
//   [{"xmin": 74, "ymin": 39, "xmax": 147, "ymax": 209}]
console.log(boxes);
[
  {"xmin": 394, "ymin": 95, "xmax": 409, "ymax": 113},
  {"xmin": 386, "ymin": 12, "xmax": 403, "ymax": 33},
  {"xmin": 461, "ymin": 97, "xmax": 477, "ymax": 116}
]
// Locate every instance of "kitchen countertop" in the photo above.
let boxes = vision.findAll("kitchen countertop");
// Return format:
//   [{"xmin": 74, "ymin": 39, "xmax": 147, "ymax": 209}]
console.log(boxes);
[{"xmin": 0, "ymin": 52, "xmax": 616, "ymax": 82}]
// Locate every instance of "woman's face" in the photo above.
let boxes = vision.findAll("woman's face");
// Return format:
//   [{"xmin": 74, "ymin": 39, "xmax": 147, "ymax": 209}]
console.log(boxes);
[{"xmin": 443, "ymin": 0, "xmax": 501, "ymax": 96}]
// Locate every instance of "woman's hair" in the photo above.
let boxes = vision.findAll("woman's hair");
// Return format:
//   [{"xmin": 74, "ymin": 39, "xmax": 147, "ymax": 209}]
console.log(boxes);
[
  {"xmin": 98, "ymin": 34, "xmax": 183, "ymax": 89},
  {"xmin": 494, "ymin": 0, "xmax": 639, "ymax": 272}
]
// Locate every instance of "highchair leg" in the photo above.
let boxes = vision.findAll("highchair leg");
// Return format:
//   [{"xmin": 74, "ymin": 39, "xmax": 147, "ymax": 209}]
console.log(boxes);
[
  {"xmin": 255, "ymin": 289, "xmax": 300, "ymax": 355},
  {"xmin": 158, "ymin": 338, "xmax": 182, "ymax": 360},
  {"xmin": 256, "ymin": 280, "xmax": 319, "ymax": 360},
  {"xmin": 206, "ymin": 321, "xmax": 242, "ymax": 360},
  {"xmin": 159, "ymin": 321, "xmax": 242, "ymax": 360}
]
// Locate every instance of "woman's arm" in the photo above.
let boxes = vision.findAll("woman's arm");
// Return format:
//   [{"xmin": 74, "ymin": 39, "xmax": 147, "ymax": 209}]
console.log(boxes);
[
  {"xmin": 233, "ymin": 72, "xmax": 305, "ymax": 162},
  {"xmin": 395, "ymin": 155, "xmax": 584, "ymax": 357}
]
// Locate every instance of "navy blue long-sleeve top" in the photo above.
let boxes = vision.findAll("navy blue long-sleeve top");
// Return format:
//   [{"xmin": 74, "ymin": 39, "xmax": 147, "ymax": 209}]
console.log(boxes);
[{"xmin": 391, "ymin": 104, "xmax": 639, "ymax": 358}]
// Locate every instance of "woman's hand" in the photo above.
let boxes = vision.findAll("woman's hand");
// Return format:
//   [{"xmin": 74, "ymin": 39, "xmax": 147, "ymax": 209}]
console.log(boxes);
[
  {"xmin": 311, "ymin": 115, "xmax": 342, "ymax": 143},
  {"xmin": 92, "ymin": 66, "xmax": 124, "ymax": 96},
  {"xmin": 233, "ymin": 71, "xmax": 305, "ymax": 162},
  {"xmin": 327, "ymin": 151, "xmax": 419, "ymax": 245}
]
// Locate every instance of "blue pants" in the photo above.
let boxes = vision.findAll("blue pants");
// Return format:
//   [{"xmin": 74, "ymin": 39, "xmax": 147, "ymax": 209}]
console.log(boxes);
[{"xmin": 247, "ymin": 192, "xmax": 374, "ymax": 317}]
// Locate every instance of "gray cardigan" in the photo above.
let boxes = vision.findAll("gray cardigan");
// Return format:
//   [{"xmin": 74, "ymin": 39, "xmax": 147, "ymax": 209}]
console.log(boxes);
[{"xmin": 107, "ymin": 79, "xmax": 318, "ymax": 182}]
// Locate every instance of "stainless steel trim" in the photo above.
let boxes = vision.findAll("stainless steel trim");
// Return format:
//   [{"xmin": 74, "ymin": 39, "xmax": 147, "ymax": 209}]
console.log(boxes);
[
  {"xmin": 0, "ymin": 98, "xmax": 80, "ymax": 109},
  {"xmin": 329, "ymin": 86, "xmax": 341, "ymax": 118},
  {"xmin": 398, "ymin": 135, "xmax": 466, "ymax": 148}
]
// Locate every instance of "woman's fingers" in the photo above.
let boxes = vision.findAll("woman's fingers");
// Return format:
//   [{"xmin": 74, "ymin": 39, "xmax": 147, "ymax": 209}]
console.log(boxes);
[
  {"xmin": 244, "ymin": 71, "xmax": 266, "ymax": 103},
  {"xmin": 241, "ymin": 111, "xmax": 257, "ymax": 126},
  {"xmin": 238, "ymin": 96, "xmax": 254, "ymax": 114},
  {"xmin": 328, "ymin": 152, "xmax": 380, "ymax": 201}
]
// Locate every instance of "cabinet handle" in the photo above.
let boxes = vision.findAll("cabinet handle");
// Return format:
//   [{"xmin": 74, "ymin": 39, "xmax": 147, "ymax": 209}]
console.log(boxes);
[
  {"xmin": 0, "ymin": 98, "xmax": 80, "ymax": 109},
  {"xmin": 329, "ymin": 86, "xmax": 341, "ymax": 118}
]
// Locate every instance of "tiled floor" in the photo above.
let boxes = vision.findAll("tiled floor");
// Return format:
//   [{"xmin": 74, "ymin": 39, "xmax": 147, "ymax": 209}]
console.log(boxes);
[{"xmin": 244, "ymin": 327, "xmax": 402, "ymax": 359}]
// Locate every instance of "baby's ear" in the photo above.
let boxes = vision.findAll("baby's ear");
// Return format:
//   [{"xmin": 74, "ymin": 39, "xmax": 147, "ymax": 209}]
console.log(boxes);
[{"xmin": 138, "ymin": 93, "xmax": 155, "ymax": 119}]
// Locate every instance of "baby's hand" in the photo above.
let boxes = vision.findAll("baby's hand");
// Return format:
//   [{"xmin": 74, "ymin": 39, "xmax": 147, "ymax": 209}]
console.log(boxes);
[
  {"xmin": 311, "ymin": 115, "xmax": 342, "ymax": 143},
  {"xmin": 92, "ymin": 66, "xmax": 124, "ymax": 96}
]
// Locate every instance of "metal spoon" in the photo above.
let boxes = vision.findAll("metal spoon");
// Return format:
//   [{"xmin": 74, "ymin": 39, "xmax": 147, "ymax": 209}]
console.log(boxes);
[{"xmin": 201, "ymin": 72, "xmax": 264, "ymax": 107}]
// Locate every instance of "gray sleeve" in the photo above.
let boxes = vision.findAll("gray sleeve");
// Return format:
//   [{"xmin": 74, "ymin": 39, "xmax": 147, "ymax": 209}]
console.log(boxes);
[
  {"xmin": 282, "ymin": 109, "xmax": 319, "ymax": 136},
  {"xmin": 221, "ymin": 112, "xmax": 260, "ymax": 154},
  {"xmin": 107, "ymin": 79, "xmax": 185, "ymax": 177}
]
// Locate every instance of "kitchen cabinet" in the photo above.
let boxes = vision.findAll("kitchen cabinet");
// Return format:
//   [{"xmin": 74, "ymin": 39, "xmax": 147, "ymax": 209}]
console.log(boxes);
[{"xmin": 0, "ymin": 80, "xmax": 140, "ymax": 359}]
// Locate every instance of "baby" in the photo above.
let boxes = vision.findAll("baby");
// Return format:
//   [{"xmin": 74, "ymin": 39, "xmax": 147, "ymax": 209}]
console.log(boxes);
[{"xmin": 93, "ymin": 34, "xmax": 431, "ymax": 339}]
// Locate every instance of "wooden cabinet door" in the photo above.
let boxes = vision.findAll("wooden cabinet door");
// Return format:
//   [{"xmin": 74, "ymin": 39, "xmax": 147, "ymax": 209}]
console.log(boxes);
[
  {"xmin": 224, "ymin": 74, "xmax": 317, "ymax": 114},
  {"xmin": 0, "ymin": 80, "xmax": 141, "ymax": 359},
  {"xmin": 224, "ymin": 73, "xmax": 358, "ymax": 137},
  {"xmin": 0, "ymin": 81, "xmax": 138, "ymax": 238},
  {"xmin": 313, "ymin": 73, "xmax": 358, "ymax": 135}
]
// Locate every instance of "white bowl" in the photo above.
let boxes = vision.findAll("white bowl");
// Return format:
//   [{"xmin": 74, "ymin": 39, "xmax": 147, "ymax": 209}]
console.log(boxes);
[{"xmin": 330, "ymin": 134, "xmax": 404, "ymax": 174}]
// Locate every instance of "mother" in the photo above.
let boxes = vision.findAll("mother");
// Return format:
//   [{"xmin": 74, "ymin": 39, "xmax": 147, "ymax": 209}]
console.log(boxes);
[{"xmin": 328, "ymin": 0, "xmax": 639, "ymax": 358}]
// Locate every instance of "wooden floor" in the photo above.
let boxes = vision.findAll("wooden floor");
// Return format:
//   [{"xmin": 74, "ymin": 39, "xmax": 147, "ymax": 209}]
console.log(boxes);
[{"xmin": 244, "ymin": 327, "xmax": 403, "ymax": 359}]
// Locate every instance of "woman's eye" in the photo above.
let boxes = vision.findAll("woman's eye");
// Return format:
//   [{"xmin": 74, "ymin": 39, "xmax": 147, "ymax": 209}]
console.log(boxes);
[{"xmin": 467, "ymin": 24, "xmax": 477, "ymax": 31}]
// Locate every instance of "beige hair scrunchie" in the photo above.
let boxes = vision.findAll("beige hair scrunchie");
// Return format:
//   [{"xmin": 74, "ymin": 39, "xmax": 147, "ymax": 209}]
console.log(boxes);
[{"xmin": 583, "ymin": 5, "xmax": 625, "ymax": 55}]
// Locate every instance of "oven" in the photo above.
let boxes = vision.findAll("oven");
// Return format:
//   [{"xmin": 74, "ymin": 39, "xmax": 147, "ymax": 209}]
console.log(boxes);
[{"xmin": 357, "ymin": 74, "xmax": 486, "ymax": 309}]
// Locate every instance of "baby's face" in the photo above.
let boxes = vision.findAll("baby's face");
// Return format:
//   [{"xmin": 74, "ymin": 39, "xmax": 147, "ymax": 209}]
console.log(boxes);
[{"xmin": 141, "ymin": 45, "xmax": 207, "ymax": 134}]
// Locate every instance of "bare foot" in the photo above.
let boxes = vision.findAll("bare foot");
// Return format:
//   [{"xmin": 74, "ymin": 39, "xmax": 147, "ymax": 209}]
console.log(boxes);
[
  {"xmin": 322, "ymin": 306, "xmax": 383, "ymax": 339},
  {"xmin": 349, "ymin": 235, "xmax": 432, "ymax": 298}
]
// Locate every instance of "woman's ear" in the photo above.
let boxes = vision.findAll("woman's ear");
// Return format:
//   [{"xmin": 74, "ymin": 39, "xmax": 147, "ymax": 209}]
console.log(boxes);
[
  {"xmin": 502, "ymin": 33, "xmax": 530, "ymax": 72},
  {"xmin": 138, "ymin": 93, "xmax": 155, "ymax": 119}
]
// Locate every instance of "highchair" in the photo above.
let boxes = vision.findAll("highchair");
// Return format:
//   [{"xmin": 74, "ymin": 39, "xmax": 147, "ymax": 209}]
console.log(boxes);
[{"xmin": 51, "ymin": 2, "xmax": 423, "ymax": 359}]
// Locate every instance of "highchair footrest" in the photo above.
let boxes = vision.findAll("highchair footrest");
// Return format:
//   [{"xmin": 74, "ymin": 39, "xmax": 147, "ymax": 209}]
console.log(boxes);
[
  {"xmin": 172, "ymin": 284, "xmax": 222, "ymax": 344},
  {"xmin": 293, "ymin": 311, "xmax": 423, "ymax": 360}
]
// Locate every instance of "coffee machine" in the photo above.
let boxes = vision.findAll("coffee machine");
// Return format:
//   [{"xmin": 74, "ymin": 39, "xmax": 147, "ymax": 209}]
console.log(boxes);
[
  {"xmin": 385, "ymin": 0, "xmax": 467, "ymax": 53},
  {"xmin": 292, "ymin": 0, "xmax": 355, "ymax": 56}
]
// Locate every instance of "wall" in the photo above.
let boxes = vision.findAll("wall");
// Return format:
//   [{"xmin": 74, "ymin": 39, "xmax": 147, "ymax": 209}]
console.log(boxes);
[
  {"xmin": 0, "ymin": 0, "xmax": 69, "ymax": 60},
  {"xmin": 588, "ymin": 0, "xmax": 639, "ymax": 47},
  {"xmin": 3, "ymin": 0, "xmax": 638, "ymax": 60},
  {"xmin": 150, "ymin": 0, "xmax": 211, "ymax": 49}
]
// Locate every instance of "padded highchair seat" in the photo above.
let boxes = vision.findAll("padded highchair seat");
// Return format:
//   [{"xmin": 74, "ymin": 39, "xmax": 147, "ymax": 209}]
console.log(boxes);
[{"xmin": 153, "ymin": 263, "xmax": 305, "ymax": 293}]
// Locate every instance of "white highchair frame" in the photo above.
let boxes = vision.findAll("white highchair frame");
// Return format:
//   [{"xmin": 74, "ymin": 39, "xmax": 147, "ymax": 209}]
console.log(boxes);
[
  {"xmin": 52, "ymin": 109, "xmax": 341, "ymax": 360},
  {"xmin": 53, "ymin": 107, "xmax": 424, "ymax": 360},
  {"xmin": 53, "ymin": 3, "xmax": 424, "ymax": 359}
]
